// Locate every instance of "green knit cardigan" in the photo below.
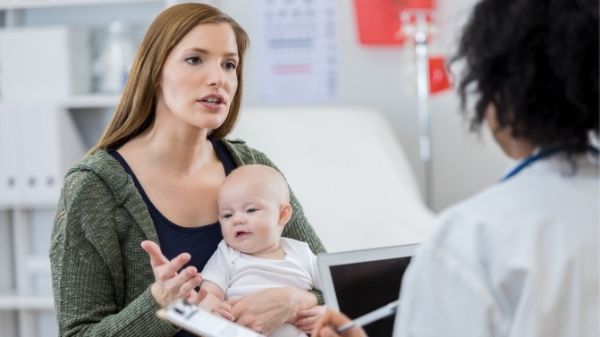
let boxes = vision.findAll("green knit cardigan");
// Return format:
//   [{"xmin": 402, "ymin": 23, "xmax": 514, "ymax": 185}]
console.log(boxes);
[{"xmin": 50, "ymin": 139, "xmax": 326, "ymax": 337}]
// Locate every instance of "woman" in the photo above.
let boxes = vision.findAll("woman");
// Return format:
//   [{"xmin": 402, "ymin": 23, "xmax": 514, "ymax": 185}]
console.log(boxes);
[
  {"xmin": 50, "ymin": 3, "xmax": 325, "ymax": 337},
  {"xmin": 313, "ymin": 0, "xmax": 598, "ymax": 336}
]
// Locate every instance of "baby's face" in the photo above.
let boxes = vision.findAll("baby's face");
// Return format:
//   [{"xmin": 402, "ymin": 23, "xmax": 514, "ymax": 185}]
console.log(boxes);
[{"xmin": 218, "ymin": 180, "xmax": 284, "ymax": 255}]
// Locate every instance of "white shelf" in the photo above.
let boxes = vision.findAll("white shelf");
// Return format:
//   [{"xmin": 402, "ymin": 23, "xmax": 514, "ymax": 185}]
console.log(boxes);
[
  {"xmin": 0, "ymin": 94, "xmax": 120, "ymax": 109},
  {"xmin": 0, "ymin": 200, "xmax": 60, "ymax": 211},
  {"xmin": 0, "ymin": 0, "xmax": 162, "ymax": 10},
  {"xmin": 59, "ymin": 94, "xmax": 120, "ymax": 109},
  {"xmin": 27, "ymin": 256, "xmax": 50, "ymax": 274},
  {"xmin": 0, "ymin": 295, "xmax": 54, "ymax": 310}
]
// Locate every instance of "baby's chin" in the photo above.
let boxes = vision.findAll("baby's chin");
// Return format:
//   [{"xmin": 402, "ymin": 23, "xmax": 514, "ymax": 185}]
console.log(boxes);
[
  {"xmin": 228, "ymin": 242, "xmax": 271, "ymax": 255},
  {"xmin": 226, "ymin": 240, "xmax": 254, "ymax": 253}
]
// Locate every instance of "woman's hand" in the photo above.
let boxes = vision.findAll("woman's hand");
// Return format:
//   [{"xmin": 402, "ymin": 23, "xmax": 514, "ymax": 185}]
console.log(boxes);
[
  {"xmin": 141, "ymin": 240, "xmax": 205, "ymax": 307},
  {"xmin": 226, "ymin": 287, "xmax": 317, "ymax": 335},
  {"xmin": 312, "ymin": 309, "xmax": 368, "ymax": 337},
  {"xmin": 213, "ymin": 302, "xmax": 234, "ymax": 321},
  {"xmin": 294, "ymin": 305, "xmax": 326, "ymax": 333}
]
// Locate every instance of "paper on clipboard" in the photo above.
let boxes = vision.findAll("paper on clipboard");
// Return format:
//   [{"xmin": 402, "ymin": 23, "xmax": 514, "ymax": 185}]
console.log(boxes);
[{"xmin": 157, "ymin": 300, "xmax": 265, "ymax": 337}]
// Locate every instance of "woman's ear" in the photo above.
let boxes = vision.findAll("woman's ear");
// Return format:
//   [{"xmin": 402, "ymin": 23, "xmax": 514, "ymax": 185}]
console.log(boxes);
[{"xmin": 278, "ymin": 203, "xmax": 293, "ymax": 226}]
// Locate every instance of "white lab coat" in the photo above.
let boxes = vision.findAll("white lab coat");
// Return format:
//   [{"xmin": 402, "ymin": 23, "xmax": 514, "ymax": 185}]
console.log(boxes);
[{"xmin": 395, "ymin": 153, "xmax": 599, "ymax": 337}]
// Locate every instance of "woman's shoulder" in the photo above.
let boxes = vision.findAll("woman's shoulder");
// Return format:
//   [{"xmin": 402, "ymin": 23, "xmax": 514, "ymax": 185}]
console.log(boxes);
[
  {"xmin": 62, "ymin": 149, "xmax": 132, "ymax": 204},
  {"xmin": 221, "ymin": 138, "xmax": 276, "ymax": 167},
  {"xmin": 64, "ymin": 151, "xmax": 109, "ymax": 190},
  {"xmin": 71, "ymin": 149, "xmax": 123, "ymax": 174}
]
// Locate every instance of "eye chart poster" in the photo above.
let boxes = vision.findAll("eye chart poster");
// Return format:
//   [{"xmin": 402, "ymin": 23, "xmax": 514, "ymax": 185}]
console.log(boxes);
[{"xmin": 256, "ymin": 0, "xmax": 339, "ymax": 104}]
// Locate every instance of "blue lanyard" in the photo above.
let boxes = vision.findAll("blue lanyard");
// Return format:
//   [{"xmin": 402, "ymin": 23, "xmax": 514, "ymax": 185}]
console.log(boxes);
[{"xmin": 500, "ymin": 145, "xmax": 599, "ymax": 182}]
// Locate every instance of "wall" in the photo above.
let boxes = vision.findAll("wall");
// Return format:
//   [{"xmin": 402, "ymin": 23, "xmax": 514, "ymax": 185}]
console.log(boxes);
[
  {"xmin": 22, "ymin": 0, "xmax": 513, "ymax": 212},
  {"xmin": 220, "ymin": 0, "xmax": 513, "ymax": 212}
]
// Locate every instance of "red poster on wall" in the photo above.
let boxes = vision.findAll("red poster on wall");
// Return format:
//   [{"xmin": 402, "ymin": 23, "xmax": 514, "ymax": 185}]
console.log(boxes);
[{"xmin": 353, "ymin": 0, "xmax": 435, "ymax": 45}]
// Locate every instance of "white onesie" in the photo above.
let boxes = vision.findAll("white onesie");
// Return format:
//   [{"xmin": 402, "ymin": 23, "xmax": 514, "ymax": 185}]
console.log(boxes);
[{"xmin": 202, "ymin": 237, "xmax": 321, "ymax": 337}]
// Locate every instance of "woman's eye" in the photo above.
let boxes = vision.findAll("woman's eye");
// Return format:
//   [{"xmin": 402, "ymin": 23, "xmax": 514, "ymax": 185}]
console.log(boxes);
[
  {"xmin": 224, "ymin": 61, "xmax": 237, "ymax": 71},
  {"xmin": 185, "ymin": 56, "xmax": 202, "ymax": 65}
]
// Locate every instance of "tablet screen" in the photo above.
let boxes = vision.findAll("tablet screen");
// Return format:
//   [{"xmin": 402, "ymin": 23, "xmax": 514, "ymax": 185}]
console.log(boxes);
[{"xmin": 330, "ymin": 256, "xmax": 411, "ymax": 337}]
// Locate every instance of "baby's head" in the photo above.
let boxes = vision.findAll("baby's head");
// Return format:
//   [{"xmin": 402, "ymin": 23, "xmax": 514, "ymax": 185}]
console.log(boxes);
[{"xmin": 217, "ymin": 164, "xmax": 292, "ymax": 255}]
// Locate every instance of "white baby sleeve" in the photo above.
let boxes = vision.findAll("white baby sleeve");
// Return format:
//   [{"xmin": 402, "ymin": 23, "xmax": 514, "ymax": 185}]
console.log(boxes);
[{"xmin": 200, "ymin": 241, "xmax": 231, "ymax": 293}]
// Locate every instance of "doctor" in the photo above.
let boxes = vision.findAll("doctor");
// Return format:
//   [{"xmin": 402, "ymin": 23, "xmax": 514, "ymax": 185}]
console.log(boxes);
[{"xmin": 313, "ymin": 0, "xmax": 599, "ymax": 336}]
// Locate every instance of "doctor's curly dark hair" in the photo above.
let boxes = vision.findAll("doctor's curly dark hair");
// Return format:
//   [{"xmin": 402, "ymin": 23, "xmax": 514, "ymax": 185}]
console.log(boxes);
[{"xmin": 454, "ymin": 0, "xmax": 598, "ymax": 156}]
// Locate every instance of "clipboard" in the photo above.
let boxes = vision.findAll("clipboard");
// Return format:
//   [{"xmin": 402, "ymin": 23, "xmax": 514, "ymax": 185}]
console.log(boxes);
[{"xmin": 157, "ymin": 300, "xmax": 265, "ymax": 337}]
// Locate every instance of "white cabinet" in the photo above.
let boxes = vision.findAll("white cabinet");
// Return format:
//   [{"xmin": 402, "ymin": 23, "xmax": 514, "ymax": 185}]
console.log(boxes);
[
  {"xmin": 0, "ymin": 27, "xmax": 91, "ymax": 100},
  {"xmin": 0, "ymin": 208, "xmax": 56, "ymax": 337},
  {"xmin": 0, "ymin": 96, "xmax": 124, "ymax": 337},
  {"xmin": 0, "ymin": 1, "xmax": 166, "ymax": 337},
  {"xmin": 0, "ymin": 100, "xmax": 116, "ymax": 337},
  {"xmin": 0, "ymin": 103, "xmax": 86, "ymax": 207}
]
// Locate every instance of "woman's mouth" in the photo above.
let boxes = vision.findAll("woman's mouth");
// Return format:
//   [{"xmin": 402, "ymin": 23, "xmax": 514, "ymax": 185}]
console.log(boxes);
[
  {"xmin": 198, "ymin": 94, "xmax": 225, "ymax": 104},
  {"xmin": 197, "ymin": 94, "xmax": 226, "ymax": 112}
]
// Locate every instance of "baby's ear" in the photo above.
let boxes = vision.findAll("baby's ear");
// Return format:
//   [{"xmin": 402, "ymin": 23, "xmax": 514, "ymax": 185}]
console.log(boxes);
[{"xmin": 278, "ymin": 203, "xmax": 293, "ymax": 226}]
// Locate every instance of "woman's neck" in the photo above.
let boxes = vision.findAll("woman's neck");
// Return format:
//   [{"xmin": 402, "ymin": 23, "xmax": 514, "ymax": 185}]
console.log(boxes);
[
  {"xmin": 502, "ymin": 138, "xmax": 536, "ymax": 160},
  {"xmin": 490, "ymin": 123, "xmax": 536, "ymax": 160},
  {"xmin": 126, "ymin": 121, "xmax": 215, "ymax": 176}
]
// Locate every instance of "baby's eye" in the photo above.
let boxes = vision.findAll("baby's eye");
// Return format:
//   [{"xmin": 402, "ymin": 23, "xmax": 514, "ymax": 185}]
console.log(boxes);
[
  {"xmin": 246, "ymin": 208, "xmax": 258, "ymax": 214},
  {"xmin": 185, "ymin": 56, "xmax": 202, "ymax": 65},
  {"xmin": 221, "ymin": 213, "xmax": 232, "ymax": 219}
]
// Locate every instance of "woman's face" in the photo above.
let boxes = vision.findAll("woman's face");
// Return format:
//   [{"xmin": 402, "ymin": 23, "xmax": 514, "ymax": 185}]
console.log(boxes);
[{"xmin": 156, "ymin": 23, "xmax": 239, "ymax": 131}]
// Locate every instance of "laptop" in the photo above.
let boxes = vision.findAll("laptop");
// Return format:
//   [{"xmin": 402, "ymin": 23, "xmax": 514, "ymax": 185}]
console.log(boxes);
[{"xmin": 317, "ymin": 244, "xmax": 417, "ymax": 337}]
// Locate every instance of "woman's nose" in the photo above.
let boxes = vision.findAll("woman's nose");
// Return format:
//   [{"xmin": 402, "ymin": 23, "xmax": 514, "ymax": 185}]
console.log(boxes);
[{"xmin": 207, "ymin": 63, "xmax": 225, "ymax": 88}]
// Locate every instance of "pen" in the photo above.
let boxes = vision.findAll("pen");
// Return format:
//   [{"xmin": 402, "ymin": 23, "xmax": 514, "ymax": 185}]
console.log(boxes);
[{"xmin": 336, "ymin": 300, "xmax": 399, "ymax": 334}]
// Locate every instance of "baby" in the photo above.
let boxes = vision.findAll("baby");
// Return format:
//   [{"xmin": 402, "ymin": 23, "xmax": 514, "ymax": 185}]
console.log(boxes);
[{"xmin": 200, "ymin": 164, "xmax": 324, "ymax": 337}]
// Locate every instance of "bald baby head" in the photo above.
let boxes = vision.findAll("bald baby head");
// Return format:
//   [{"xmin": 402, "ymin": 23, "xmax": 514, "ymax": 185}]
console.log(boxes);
[
  {"xmin": 217, "ymin": 165, "xmax": 293, "ymax": 254},
  {"xmin": 218, "ymin": 164, "xmax": 290, "ymax": 208}
]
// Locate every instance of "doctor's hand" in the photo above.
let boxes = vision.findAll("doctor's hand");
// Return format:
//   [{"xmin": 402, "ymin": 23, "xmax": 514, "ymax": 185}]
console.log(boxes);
[
  {"xmin": 312, "ymin": 309, "xmax": 368, "ymax": 337},
  {"xmin": 141, "ymin": 240, "xmax": 205, "ymax": 307},
  {"xmin": 226, "ymin": 287, "xmax": 317, "ymax": 335}
]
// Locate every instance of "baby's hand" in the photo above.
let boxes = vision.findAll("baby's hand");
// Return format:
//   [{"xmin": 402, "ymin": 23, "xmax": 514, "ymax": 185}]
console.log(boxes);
[
  {"xmin": 293, "ymin": 305, "xmax": 327, "ymax": 334},
  {"xmin": 213, "ymin": 302, "xmax": 234, "ymax": 321}
]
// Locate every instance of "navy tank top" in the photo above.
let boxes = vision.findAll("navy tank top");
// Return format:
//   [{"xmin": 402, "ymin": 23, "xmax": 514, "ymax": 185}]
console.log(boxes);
[{"xmin": 110, "ymin": 138, "xmax": 237, "ymax": 337}]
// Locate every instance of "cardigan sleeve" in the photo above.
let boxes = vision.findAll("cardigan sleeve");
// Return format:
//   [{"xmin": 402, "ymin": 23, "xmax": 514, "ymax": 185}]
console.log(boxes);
[{"xmin": 50, "ymin": 170, "xmax": 178, "ymax": 337}]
